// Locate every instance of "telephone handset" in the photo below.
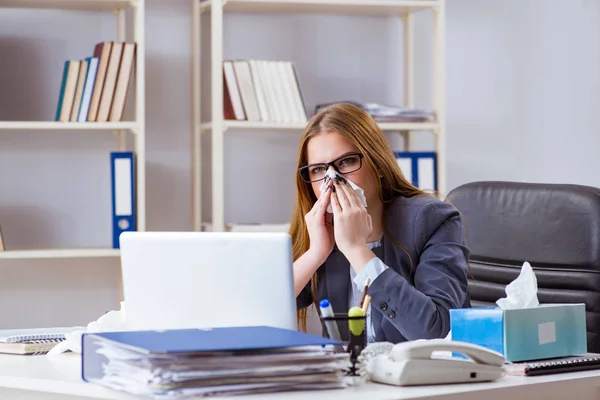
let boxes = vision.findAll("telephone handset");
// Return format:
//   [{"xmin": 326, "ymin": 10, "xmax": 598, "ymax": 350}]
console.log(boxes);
[{"xmin": 369, "ymin": 339, "xmax": 505, "ymax": 387}]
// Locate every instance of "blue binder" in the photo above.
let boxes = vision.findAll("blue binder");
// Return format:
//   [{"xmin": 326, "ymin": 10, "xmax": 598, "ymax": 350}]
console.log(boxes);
[
  {"xmin": 81, "ymin": 326, "xmax": 341, "ymax": 382},
  {"xmin": 110, "ymin": 152, "xmax": 136, "ymax": 248},
  {"xmin": 394, "ymin": 151, "xmax": 438, "ymax": 190}
]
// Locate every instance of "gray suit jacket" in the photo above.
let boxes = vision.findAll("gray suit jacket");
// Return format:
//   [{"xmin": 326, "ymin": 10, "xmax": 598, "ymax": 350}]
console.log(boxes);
[{"xmin": 297, "ymin": 194, "xmax": 471, "ymax": 343}]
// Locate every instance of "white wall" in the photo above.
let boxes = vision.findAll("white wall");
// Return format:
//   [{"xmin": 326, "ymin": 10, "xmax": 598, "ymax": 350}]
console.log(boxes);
[
  {"xmin": 0, "ymin": 0, "xmax": 598, "ymax": 329},
  {"xmin": 445, "ymin": 0, "xmax": 600, "ymax": 189}
]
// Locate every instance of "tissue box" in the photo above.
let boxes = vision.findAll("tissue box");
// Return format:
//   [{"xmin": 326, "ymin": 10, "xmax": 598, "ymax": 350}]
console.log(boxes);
[{"xmin": 450, "ymin": 304, "xmax": 587, "ymax": 362}]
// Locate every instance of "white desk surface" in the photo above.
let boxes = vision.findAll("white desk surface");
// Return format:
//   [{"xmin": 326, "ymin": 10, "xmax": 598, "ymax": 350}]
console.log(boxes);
[{"xmin": 1, "ymin": 353, "xmax": 600, "ymax": 400}]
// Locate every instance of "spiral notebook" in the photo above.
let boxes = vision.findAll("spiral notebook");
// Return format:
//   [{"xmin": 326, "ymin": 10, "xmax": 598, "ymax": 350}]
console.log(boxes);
[
  {"xmin": 0, "ymin": 327, "xmax": 80, "ymax": 355},
  {"xmin": 505, "ymin": 353, "xmax": 600, "ymax": 376}
]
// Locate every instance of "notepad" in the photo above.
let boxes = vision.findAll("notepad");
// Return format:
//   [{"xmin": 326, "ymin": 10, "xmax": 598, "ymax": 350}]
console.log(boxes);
[
  {"xmin": 0, "ymin": 327, "xmax": 80, "ymax": 343},
  {"xmin": 505, "ymin": 354, "xmax": 600, "ymax": 376},
  {"xmin": 0, "ymin": 327, "xmax": 81, "ymax": 355}
]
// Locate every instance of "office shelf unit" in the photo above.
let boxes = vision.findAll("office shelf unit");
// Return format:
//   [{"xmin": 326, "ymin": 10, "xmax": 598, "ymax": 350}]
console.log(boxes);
[
  {"xmin": 0, "ymin": 0, "xmax": 146, "ymax": 260},
  {"xmin": 191, "ymin": 0, "xmax": 446, "ymax": 232}
]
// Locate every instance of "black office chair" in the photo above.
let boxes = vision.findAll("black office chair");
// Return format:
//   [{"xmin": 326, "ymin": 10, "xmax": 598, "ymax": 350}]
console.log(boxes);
[{"xmin": 446, "ymin": 181, "xmax": 600, "ymax": 352}]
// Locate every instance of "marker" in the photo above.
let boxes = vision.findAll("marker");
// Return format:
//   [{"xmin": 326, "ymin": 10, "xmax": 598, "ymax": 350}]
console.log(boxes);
[{"xmin": 319, "ymin": 299, "xmax": 344, "ymax": 353}]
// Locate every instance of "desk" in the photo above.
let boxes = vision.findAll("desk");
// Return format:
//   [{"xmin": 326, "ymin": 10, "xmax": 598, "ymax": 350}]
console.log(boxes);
[{"xmin": 1, "ymin": 353, "xmax": 600, "ymax": 400}]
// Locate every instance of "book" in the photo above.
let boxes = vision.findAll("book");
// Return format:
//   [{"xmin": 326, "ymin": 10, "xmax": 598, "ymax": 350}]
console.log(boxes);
[
  {"xmin": 88, "ymin": 42, "xmax": 113, "ymax": 121},
  {"xmin": 78, "ymin": 56, "xmax": 100, "ymax": 122},
  {"xmin": 70, "ymin": 58, "xmax": 89, "ymax": 121},
  {"xmin": 505, "ymin": 354, "xmax": 600, "ymax": 376},
  {"xmin": 109, "ymin": 42, "xmax": 136, "ymax": 122},
  {"xmin": 0, "ymin": 327, "xmax": 81, "ymax": 355},
  {"xmin": 0, "ymin": 224, "xmax": 4, "ymax": 251},
  {"xmin": 222, "ymin": 59, "xmax": 307, "ymax": 123},
  {"xmin": 55, "ymin": 60, "xmax": 81, "ymax": 122},
  {"xmin": 54, "ymin": 41, "xmax": 136, "ymax": 124}
]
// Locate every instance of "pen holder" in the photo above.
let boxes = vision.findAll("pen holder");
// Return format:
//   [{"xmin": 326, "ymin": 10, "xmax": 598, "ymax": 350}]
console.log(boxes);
[{"xmin": 319, "ymin": 314, "xmax": 367, "ymax": 376}]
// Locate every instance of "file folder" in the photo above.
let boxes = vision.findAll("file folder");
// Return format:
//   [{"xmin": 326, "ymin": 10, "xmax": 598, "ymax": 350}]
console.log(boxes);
[
  {"xmin": 110, "ymin": 151, "xmax": 136, "ymax": 249},
  {"xmin": 81, "ymin": 326, "xmax": 342, "ymax": 383},
  {"xmin": 394, "ymin": 151, "xmax": 437, "ymax": 191}
]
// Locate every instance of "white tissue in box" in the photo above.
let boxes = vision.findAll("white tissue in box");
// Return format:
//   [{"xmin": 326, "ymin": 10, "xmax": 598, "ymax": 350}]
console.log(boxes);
[{"xmin": 496, "ymin": 261, "xmax": 539, "ymax": 310}]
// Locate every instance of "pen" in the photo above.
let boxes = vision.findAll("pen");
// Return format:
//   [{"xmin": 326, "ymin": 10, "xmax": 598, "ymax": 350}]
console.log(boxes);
[
  {"xmin": 359, "ymin": 278, "xmax": 371, "ymax": 309},
  {"xmin": 361, "ymin": 295, "xmax": 371, "ymax": 315},
  {"xmin": 319, "ymin": 299, "xmax": 344, "ymax": 353}
]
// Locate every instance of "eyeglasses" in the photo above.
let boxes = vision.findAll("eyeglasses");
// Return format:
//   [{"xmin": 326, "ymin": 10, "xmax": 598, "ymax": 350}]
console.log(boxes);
[{"xmin": 298, "ymin": 153, "xmax": 364, "ymax": 183}]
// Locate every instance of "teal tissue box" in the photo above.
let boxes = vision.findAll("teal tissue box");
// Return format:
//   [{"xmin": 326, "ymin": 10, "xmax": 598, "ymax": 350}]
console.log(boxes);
[{"xmin": 450, "ymin": 304, "xmax": 587, "ymax": 362}]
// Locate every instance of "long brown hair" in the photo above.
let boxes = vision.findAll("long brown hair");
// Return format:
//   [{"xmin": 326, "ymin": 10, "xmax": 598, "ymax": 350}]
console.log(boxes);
[{"xmin": 289, "ymin": 103, "xmax": 427, "ymax": 331}]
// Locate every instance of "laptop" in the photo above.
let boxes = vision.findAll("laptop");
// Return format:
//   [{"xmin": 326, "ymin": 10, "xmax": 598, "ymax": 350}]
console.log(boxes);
[{"xmin": 118, "ymin": 231, "xmax": 298, "ymax": 332}]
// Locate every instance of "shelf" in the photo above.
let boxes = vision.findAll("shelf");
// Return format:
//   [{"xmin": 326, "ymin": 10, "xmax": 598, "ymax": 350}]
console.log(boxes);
[
  {"xmin": 202, "ymin": 222, "xmax": 291, "ymax": 232},
  {"xmin": 0, "ymin": 121, "xmax": 139, "ymax": 131},
  {"xmin": 0, "ymin": 248, "xmax": 120, "ymax": 260},
  {"xmin": 200, "ymin": 120, "xmax": 438, "ymax": 132},
  {"xmin": 0, "ymin": 0, "xmax": 134, "ymax": 11},
  {"xmin": 191, "ymin": 0, "xmax": 446, "ymax": 232},
  {"xmin": 198, "ymin": 0, "xmax": 439, "ymax": 16}
]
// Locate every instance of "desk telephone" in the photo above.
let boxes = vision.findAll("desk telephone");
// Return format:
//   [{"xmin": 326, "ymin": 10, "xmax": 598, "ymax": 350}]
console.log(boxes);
[{"xmin": 369, "ymin": 339, "xmax": 506, "ymax": 386}]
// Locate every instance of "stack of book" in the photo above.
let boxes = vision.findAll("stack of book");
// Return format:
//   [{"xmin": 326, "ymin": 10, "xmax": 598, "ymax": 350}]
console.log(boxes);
[
  {"xmin": 55, "ymin": 41, "xmax": 136, "ymax": 123},
  {"xmin": 82, "ymin": 326, "xmax": 351, "ymax": 398},
  {"xmin": 223, "ymin": 59, "xmax": 307, "ymax": 124}
]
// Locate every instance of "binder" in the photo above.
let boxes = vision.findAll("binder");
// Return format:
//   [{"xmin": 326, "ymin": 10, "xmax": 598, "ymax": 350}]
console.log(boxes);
[
  {"xmin": 394, "ymin": 151, "xmax": 437, "ymax": 191},
  {"xmin": 83, "ymin": 326, "xmax": 340, "ymax": 356},
  {"xmin": 81, "ymin": 326, "xmax": 342, "ymax": 383},
  {"xmin": 505, "ymin": 354, "xmax": 600, "ymax": 376},
  {"xmin": 110, "ymin": 151, "xmax": 136, "ymax": 249}
]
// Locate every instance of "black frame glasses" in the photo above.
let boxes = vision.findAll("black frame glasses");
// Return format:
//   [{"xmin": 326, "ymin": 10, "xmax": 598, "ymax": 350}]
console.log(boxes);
[{"xmin": 298, "ymin": 153, "xmax": 364, "ymax": 183}]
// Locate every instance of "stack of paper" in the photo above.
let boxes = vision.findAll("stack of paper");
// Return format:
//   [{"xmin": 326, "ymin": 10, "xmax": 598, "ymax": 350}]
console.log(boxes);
[
  {"xmin": 314, "ymin": 101, "xmax": 435, "ymax": 122},
  {"xmin": 82, "ymin": 326, "xmax": 351, "ymax": 398}
]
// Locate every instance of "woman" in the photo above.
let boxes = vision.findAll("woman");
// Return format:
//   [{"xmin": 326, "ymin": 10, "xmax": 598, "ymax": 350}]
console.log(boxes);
[{"xmin": 291, "ymin": 103, "xmax": 470, "ymax": 344}]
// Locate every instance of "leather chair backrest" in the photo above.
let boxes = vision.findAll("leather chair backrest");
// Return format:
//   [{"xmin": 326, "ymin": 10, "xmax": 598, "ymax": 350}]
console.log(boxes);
[{"xmin": 447, "ymin": 181, "xmax": 600, "ymax": 352}]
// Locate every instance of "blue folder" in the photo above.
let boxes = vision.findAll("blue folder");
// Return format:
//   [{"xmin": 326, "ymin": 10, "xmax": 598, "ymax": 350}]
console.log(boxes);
[
  {"xmin": 393, "ymin": 151, "xmax": 438, "ymax": 190},
  {"xmin": 82, "ymin": 326, "xmax": 341, "ymax": 382},
  {"xmin": 110, "ymin": 151, "xmax": 136, "ymax": 249}
]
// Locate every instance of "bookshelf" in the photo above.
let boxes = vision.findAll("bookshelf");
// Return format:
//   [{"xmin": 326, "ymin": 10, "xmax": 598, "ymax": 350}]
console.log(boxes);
[
  {"xmin": 0, "ymin": 0, "xmax": 146, "ymax": 259},
  {"xmin": 191, "ymin": 0, "xmax": 445, "ymax": 232},
  {"xmin": 0, "ymin": 248, "xmax": 120, "ymax": 260},
  {"xmin": 0, "ymin": 122, "xmax": 138, "ymax": 131},
  {"xmin": 0, "ymin": 0, "xmax": 132, "ymax": 10}
]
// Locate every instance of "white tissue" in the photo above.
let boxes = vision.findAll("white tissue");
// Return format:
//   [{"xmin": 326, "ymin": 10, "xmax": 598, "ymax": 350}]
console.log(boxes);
[
  {"xmin": 47, "ymin": 301, "xmax": 129, "ymax": 356},
  {"xmin": 496, "ymin": 261, "xmax": 539, "ymax": 310},
  {"xmin": 318, "ymin": 170, "xmax": 368, "ymax": 213}
]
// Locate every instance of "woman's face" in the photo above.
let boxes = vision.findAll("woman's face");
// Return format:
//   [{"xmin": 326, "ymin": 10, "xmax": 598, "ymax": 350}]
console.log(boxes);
[{"xmin": 304, "ymin": 131, "xmax": 378, "ymax": 206}]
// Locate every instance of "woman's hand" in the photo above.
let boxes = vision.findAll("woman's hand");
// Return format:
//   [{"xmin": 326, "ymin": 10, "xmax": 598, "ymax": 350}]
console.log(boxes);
[
  {"xmin": 331, "ymin": 177, "xmax": 375, "ymax": 271},
  {"xmin": 304, "ymin": 181, "xmax": 335, "ymax": 266}
]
